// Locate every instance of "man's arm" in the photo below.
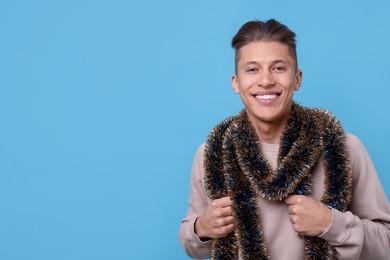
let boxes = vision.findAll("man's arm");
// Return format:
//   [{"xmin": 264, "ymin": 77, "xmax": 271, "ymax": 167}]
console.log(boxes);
[
  {"xmin": 319, "ymin": 134, "xmax": 390, "ymax": 259},
  {"xmin": 179, "ymin": 144, "xmax": 236, "ymax": 259},
  {"xmin": 195, "ymin": 196, "xmax": 234, "ymax": 240},
  {"xmin": 178, "ymin": 144, "xmax": 212, "ymax": 259},
  {"xmin": 286, "ymin": 134, "xmax": 390, "ymax": 259}
]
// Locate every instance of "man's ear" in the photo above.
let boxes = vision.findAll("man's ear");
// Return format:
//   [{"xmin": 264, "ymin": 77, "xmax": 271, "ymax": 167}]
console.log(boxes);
[
  {"xmin": 294, "ymin": 70, "xmax": 303, "ymax": 91},
  {"xmin": 232, "ymin": 74, "xmax": 240, "ymax": 94}
]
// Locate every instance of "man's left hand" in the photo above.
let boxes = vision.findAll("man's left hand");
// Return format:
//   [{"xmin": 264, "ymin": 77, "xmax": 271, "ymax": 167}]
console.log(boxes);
[{"xmin": 285, "ymin": 195, "xmax": 332, "ymax": 237}]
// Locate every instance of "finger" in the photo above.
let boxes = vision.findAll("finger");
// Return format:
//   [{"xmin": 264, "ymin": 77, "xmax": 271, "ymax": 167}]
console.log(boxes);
[
  {"xmin": 223, "ymin": 216, "xmax": 234, "ymax": 225},
  {"xmin": 213, "ymin": 196, "xmax": 232, "ymax": 208},
  {"xmin": 285, "ymin": 195, "xmax": 305, "ymax": 205},
  {"xmin": 225, "ymin": 223, "xmax": 235, "ymax": 233},
  {"xmin": 221, "ymin": 223, "xmax": 235, "ymax": 234},
  {"xmin": 215, "ymin": 215, "xmax": 234, "ymax": 227},
  {"xmin": 289, "ymin": 214, "xmax": 298, "ymax": 224},
  {"xmin": 285, "ymin": 195, "xmax": 299, "ymax": 205},
  {"xmin": 215, "ymin": 206, "xmax": 233, "ymax": 218},
  {"xmin": 287, "ymin": 205, "xmax": 295, "ymax": 215},
  {"xmin": 214, "ymin": 223, "xmax": 235, "ymax": 238}
]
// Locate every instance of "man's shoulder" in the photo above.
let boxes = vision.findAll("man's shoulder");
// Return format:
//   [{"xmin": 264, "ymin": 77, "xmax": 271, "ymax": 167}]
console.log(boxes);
[
  {"xmin": 196, "ymin": 143, "xmax": 206, "ymax": 156},
  {"xmin": 344, "ymin": 133, "xmax": 370, "ymax": 164},
  {"xmin": 344, "ymin": 133, "xmax": 363, "ymax": 149}
]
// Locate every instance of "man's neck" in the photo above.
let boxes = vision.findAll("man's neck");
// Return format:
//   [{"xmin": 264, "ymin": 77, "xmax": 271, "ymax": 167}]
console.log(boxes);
[
  {"xmin": 244, "ymin": 107, "xmax": 292, "ymax": 144},
  {"xmin": 247, "ymin": 113, "xmax": 289, "ymax": 144},
  {"xmin": 252, "ymin": 122, "xmax": 285, "ymax": 144}
]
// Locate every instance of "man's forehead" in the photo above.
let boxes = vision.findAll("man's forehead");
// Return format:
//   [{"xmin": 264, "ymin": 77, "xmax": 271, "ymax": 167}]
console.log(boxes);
[
  {"xmin": 239, "ymin": 41, "xmax": 290, "ymax": 56},
  {"xmin": 236, "ymin": 41, "xmax": 296, "ymax": 66}
]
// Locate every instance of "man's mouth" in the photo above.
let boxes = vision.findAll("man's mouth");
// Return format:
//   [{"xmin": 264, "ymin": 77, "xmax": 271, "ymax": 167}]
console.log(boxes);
[{"xmin": 254, "ymin": 94, "xmax": 280, "ymax": 100}]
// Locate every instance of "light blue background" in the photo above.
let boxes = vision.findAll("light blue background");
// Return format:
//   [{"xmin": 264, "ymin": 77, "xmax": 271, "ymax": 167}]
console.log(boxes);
[{"xmin": 1, "ymin": 1, "xmax": 389, "ymax": 259}]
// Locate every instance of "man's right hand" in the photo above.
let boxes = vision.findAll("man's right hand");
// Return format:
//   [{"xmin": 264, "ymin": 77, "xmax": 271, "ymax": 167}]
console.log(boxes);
[{"xmin": 194, "ymin": 196, "xmax": 235, "ymax": 240}]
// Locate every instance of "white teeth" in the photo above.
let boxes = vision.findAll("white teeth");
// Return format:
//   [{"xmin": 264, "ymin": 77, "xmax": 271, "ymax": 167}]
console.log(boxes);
[{"xmin": 255, "ymin": 94, "xmax": 277, "ymax": 100}]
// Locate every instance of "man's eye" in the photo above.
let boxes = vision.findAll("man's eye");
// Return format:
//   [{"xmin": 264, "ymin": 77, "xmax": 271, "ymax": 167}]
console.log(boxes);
[
  {"xmin": 273, "ymin": 66, "xmax": 286, "ymax": 72},
  {"xmin": 245, "ymin": 68, "xmax": 258, "ymax": 73}
]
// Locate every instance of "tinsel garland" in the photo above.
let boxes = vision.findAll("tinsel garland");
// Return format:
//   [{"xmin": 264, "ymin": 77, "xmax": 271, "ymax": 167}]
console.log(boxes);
[{"xmin": 204, "ymin": 103, "xmax": 353, "ymax": 260}]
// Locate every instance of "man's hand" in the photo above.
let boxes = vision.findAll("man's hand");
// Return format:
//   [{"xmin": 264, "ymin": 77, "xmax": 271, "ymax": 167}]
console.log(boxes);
[
  {"xmin": 195, "ymin": 196, "xmax": 235, "ymax": 240},
  {"xmin": 285, "ymin": 195, "xmax": 332, "ymax": 237}
]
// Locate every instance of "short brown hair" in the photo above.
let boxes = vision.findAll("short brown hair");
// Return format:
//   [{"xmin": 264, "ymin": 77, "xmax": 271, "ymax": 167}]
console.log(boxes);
[{"xmin": 232, "ymin": 19, "xmax": 298, "ymax": 71}]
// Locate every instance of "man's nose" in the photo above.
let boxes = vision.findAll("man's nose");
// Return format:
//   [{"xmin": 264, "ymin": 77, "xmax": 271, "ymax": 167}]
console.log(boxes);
[{"xmin": 257, "ymin": 71, "xmax": 275, "ymax": 87}]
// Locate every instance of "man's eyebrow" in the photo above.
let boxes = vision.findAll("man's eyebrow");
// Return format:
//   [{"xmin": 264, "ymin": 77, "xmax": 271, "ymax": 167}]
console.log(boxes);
[
  {"xmin": 242, "ymin": 61, "xmax": 260, "ymax": 66},
  {"xmin": 271, "ymin": 59, "xmax": 289, "ymax": 65},
  {"xmin": 242, "ymin": 60, "xmax": 290, "ymax": 67}
]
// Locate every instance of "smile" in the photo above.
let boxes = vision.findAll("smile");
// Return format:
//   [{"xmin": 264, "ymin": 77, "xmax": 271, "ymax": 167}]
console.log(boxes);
[{"xmin": 254, "ymin": 94, "xmax": 279, "ymax": 100}]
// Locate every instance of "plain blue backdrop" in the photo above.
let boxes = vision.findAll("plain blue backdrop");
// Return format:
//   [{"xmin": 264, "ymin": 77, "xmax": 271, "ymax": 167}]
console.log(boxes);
[{"xmin": 1, "ymin": 1, "xmax": 389, "ymax": 259}]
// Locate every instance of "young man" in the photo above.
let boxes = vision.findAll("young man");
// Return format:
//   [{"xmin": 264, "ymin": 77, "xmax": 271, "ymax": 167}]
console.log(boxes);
[{"xmin": 179, "ymin": 19, "xmax": 390, "ymax": 259}]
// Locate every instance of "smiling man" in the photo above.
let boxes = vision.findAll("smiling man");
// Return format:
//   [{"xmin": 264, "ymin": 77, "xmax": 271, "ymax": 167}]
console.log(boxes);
[
  {"xmin": 179, "ymin": 19, "xmax": 390, "ymax": 259},
  {"xmin": 232, "ymin": 40, "xmax": 301, "ymax": 143}
]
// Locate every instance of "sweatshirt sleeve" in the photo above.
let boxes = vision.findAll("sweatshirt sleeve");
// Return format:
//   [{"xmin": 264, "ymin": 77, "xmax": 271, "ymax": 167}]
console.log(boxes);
[
  {"xmin": 319, "ymin": 134, "xmax": 390, "ymax": 259},
  {"xmin": 178, "ymin": 144, "xmax": 212, "ymax": 259}
]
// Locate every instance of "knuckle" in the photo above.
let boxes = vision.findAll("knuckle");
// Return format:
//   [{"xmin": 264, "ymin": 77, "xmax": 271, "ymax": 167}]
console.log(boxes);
[
  {"xmin": 293, "ymin": 223, "xmax": 300, "ymax": 231},
  {"xmin": 215, "ymin": 209, "xmax": 222, "ymax": 217},
  {"xmin": 216, "ymin": 219, "xmax": 224, "ymax": 226},
  {"xmin": 214, "ymin": 225, "xmax": 233, "ymax": 237},
  {"xmin": 294, "ymin": 206, "xmax": 302, "ymax": 215},
  {"xmin": 220, "ymin": 226, "xmax": 229, "ymax": 234},
  {"xmin": 215, "ymin": 228, "xmax": 225, "ymax": 236}
]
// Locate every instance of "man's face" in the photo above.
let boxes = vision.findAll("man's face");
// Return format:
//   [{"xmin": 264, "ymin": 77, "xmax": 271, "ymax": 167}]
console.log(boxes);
[{"xmin": 232, "ymin": 41, "xmax": 302, "ymax": 127}]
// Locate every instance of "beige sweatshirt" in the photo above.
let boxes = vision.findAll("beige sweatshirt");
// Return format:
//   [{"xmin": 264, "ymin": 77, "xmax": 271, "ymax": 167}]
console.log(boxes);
[{"xmin": 179, "ymin": 133, "xmax": 390, "ymax": 259}]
